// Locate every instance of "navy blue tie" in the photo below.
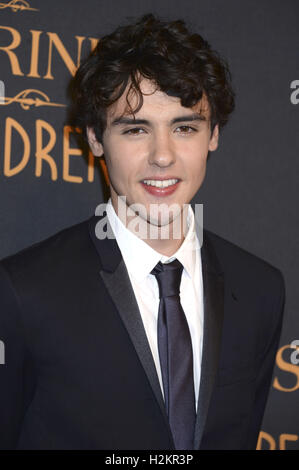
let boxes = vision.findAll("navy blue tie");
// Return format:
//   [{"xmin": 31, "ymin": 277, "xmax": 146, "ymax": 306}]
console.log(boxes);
[{"xmin": 151, "ymin": 259, "xmax": 196, "ymax": 450}]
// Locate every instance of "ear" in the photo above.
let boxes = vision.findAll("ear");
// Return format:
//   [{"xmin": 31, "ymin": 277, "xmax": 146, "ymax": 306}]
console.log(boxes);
[
  {"xmin": 208, "ymin": 124, "xmax": 219, "ymax": 151},
  {"xmin": 87, "ymin": 127, "xmax": 104, "ymax": 156}
]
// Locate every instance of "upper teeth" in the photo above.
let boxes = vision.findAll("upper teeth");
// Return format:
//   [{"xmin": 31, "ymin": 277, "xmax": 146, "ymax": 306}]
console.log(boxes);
[{"xmin": 142, "ymin": 179, "xmax": 179, "ymax": 188}]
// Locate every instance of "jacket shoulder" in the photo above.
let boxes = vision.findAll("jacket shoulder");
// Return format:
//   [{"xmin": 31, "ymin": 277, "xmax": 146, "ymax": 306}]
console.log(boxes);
[
  {"xmin": 203, "ymin": 228, "xmax": 285, "ymax": 293},
  {"xmin": 0, "ymin": 216, "xmax": 94, "ymax": 280}
]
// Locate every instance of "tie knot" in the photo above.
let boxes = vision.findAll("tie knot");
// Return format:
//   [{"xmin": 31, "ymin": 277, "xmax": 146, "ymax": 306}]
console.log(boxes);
[{"xmin": 151, "ymin": 259, "xmax": 183, "ymax": 299}]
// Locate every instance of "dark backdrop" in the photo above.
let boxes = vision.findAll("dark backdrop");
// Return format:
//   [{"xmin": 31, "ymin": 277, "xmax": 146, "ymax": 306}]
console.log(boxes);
[{"xmin": 0, "ymin": 0, "xmax": 298, "ymax": 450}]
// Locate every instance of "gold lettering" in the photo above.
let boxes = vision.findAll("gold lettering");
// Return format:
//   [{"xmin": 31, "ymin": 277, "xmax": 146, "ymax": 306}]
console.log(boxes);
[
  {"xmin": 273, "ymin": 344, "xmax": 299, "ymax": 392},
  {"xmin": 279, "ymin": 433, "xmax": 299, "ymax": 450},
  {"xmin": 4, "ymin": 118, "xmax": 30, "ymax": 176},
  {"xmin": 63, "ymin": 126, "xmax": 83, "ymax": 183},
  {"xmin": 44, "ymin": 33, "xmax": 85, "ymax": 79},
  {"xmin": 28, "ymin": 30, "xmax": 42, "ymax": 78},
  {"xmin": 89, "ymin": 37, "xmax": 99, "ymax": 51},
  {"xmin": 256, "ymin": 431, "xmax": 276, "ymax": 450},
  {"xmin": 0, "ymin": 26, "xmax": 24, "ymax": 76},
  {"xmin": 35, "ymin": 120, "xmax": 57, "ymax": 180},
  {"xmin": 87, "ymin": 151, "xmax": 95, "ymax": 182}
]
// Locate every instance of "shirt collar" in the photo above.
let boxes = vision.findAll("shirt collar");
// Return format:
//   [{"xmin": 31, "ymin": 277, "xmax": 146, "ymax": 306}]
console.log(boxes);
[{"xmin": 106, "ymin": 198, "xmax": 200, "ymax": 282}]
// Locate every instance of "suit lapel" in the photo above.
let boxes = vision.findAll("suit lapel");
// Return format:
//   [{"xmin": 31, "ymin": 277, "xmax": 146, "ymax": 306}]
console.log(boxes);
[
  {"xmin": 99, "ymin": 260, "xmax": 168, "ymax": 417},
  {"xmin": 88, "ymin": 213, "xmax": 174, "ymax": 446},
  {"xmin": 193, "ymin": 223, "xmax": 225, "ymax": 449}
]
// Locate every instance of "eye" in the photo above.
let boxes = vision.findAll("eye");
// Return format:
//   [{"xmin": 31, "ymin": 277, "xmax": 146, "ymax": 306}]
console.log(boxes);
[
  {"xmin": 175, "ymin": 125, "xmax": 197, "ymax": 134},
  {"xmin": 123, "ymin": 127, "xmax": 146, "ymax": 135}
]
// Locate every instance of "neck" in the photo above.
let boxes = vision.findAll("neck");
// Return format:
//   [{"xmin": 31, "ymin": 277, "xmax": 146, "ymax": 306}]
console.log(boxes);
[
  {"xmin": 142, "ymin": 222, "xmax": 187, "ymax": 257},
  {"xmin": 111, "ymin": 196, "xmax": 189, "ymax": 257}
]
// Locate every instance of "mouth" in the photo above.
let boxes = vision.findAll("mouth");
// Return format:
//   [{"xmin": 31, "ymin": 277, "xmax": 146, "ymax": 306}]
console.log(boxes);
[{"xmin": 140, "ymin": 178, "xmax": 181, "ymax": 196}]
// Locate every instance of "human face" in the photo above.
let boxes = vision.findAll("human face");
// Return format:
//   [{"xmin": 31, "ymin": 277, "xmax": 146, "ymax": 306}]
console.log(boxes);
[{"xmin": 88, "ymin": 79, "xmax": 219, "ymax": 229}]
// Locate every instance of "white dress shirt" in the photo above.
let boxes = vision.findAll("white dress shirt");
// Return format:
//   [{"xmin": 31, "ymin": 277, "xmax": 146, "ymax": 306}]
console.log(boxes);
[{"xmin": 106, "ymin": 198, "xmax": 204, "ymax": 410}]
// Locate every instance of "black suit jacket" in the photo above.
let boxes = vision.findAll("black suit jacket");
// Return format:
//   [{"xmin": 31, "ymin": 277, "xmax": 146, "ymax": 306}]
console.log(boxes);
[{"xmin": 0, "ymin": 212, "xmax": 285, "ymax": 450}]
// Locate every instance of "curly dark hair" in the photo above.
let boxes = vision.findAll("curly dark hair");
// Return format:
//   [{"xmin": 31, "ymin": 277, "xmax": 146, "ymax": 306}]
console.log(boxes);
[{"xmin": 69, "ymin": 13, "xmax": 235, "ymax": 144}]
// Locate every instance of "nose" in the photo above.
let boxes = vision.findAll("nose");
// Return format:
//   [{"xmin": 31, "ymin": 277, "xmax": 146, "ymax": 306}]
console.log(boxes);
[{"xmin": 148, "ymin": 130, "xmax": 176, "ymax": 168}]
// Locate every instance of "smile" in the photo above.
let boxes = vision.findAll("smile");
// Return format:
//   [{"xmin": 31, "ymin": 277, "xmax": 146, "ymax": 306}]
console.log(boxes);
[
  {"xmin": 140, "ymin": 178, "xmax": 181, "ymax": 197},
  {"xmin": 142, "ymin": 179, "xmax": 179, "ymax": 188}
]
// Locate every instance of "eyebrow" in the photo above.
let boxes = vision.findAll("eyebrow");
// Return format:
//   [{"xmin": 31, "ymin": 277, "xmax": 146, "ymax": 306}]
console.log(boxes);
[{"xmin": 111, "ymin": 113, "xmax": 207, "ymax": 127}]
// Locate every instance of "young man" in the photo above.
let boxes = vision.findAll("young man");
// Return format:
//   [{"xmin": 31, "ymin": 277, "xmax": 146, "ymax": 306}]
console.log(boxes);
[{"xmin": 0, "ymin": 14, "xmax": 285, "ymax": 450}]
